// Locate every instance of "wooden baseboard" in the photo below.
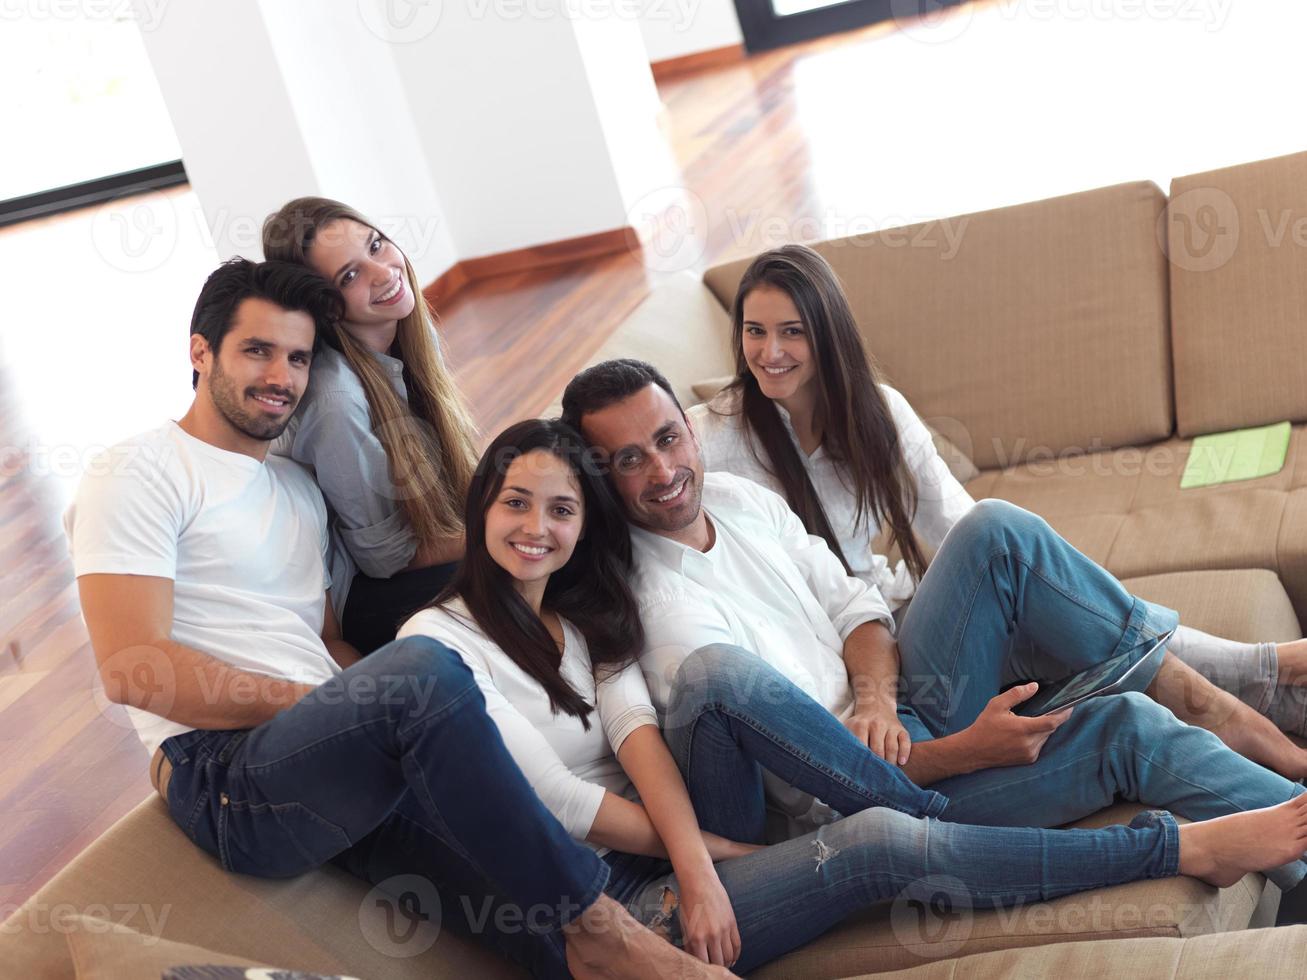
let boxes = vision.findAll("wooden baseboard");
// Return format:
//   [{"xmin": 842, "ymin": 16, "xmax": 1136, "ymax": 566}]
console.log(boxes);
[
  {"xmin": 423, "ymin": 262, "xmax": 470, "ymax": 307},
  {"xmin": 423, "ymin": 225, "xmax": 640, "ymax": 308},
  {"xmin": 651, "ymin": 44, "xmax": 746, "ymax": 82}
]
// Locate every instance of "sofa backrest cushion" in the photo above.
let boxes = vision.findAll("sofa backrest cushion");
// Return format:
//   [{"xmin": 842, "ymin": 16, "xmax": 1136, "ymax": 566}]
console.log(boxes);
[
  {"xmin": 702, "ymin": 182, "xmax": 1175, "ymax": 470},
  {"xmin": 1168, "ymin": 150, "xmax": 1307, "ymax": 437}
]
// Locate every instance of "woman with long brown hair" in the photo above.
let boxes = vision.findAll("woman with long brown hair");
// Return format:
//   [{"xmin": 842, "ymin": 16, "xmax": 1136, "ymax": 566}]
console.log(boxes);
[
  {"xmin": 263, "ymin": 198, "xmax": 479, "ymax": 653},
  {"xmin": 691, "ymin": 243, "xmax": 1307, "ymax": 763},
  {"xmin": 690, "ymin": 243, "xmax": 969, "ymax": 609}
]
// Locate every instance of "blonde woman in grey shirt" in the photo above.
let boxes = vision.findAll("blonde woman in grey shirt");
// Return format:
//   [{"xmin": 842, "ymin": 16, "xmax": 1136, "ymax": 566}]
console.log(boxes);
[
  {"xmin": 265, "ymin": 198, "xmax": 479, "ymax": 653},
  {"xmin": 696, "ymin": 243, "xmax": 1307, "ymax": 777}
]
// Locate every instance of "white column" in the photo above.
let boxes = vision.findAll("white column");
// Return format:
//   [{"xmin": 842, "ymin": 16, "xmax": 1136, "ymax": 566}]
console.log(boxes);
[
  {"xmin": 383, "ymin": 0, "xmax": 657, "ymax": 258},
  {"xmin": 255, "ymin": 0, "xmax": 460, "ymax": 280},
  {"xmin": 134, "ymin": 0, "xmax": 458, "ymax": 277},
  {"xmin": 136, "ymin": 0, "xmax": 672, "ymax": 272}
]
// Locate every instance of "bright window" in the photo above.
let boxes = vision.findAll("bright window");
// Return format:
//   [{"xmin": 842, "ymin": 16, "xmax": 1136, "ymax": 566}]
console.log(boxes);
[{"xmin": 1, "ymin": 8, "xmax": 181, "ymax": 204}]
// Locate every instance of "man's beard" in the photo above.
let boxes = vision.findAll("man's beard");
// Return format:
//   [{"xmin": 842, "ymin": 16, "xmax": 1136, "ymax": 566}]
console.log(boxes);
[
  {"xmin": 636, "ymin": 468, "xmax": 703, "ymax": 534},
  {"xmin": 208, "ymin": 359, "xmax": 297, "ymax": 442}
]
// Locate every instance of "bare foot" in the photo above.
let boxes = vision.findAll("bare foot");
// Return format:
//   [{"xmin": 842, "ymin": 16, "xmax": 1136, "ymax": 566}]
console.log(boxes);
[
  {"xmin": 564, "ymin": 894, "xmax": 735, "ymax": 980},
  {"xmin": 1178, "ymin": 795, "xmax": 1307, "ymax": 888}
]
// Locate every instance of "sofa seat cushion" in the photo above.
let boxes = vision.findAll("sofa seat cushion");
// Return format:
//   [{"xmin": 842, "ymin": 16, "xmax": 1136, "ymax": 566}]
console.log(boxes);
[
  {"xmin": 840, "ymin": 925, "xmax": 1307, "ymax": 980},
  {"xmin": 966, "ymin": 425, "xmax": 1307, "ymax": 627},
  {"xmin": 751, "ymin": 800, "xmax": 1270, "ymax": 980},
  {"xmin": 0, "ymin": 796, "xmax": 519, "ymax": 980},
  {"xmin": 1118, "ymin": 569, "xmax": 1301, "ymax": 644}
]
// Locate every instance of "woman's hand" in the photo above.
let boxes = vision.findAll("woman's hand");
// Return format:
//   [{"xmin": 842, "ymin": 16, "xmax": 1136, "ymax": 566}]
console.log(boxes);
[
  {"xmin": 677, "ymin": 867, "xmax": 742, "ymax": 968},
  {"xmin": 844, "ymin": 699, "xmax": 912, "ymax": 766}
]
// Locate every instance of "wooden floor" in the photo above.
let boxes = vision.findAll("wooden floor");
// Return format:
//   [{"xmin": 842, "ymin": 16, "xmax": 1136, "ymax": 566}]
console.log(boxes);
[{"xmin": 4, "ymin": 0, "xmax": 1306, "ymax": 909}]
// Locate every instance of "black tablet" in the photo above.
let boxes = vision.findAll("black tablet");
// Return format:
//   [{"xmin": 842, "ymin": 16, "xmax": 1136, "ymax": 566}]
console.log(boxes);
[{"xmin": 1012, "ymin": 628, "xmax": 1176, "ymax": 718}]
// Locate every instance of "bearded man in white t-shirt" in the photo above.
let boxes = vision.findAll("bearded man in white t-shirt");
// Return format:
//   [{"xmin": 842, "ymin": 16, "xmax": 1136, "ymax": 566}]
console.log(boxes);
[
  {"xmin": 561, "ymin": 358, "xmax": 1307, "ymax": 893},
  {"xmin": 66, "ymin": 260, "xmax": 722, "ymax": 980}
]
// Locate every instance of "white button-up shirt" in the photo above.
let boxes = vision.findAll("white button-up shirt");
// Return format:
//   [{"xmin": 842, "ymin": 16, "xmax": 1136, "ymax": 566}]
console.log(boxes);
[
  {"xmin": 608, "ymin": 471, "xmax": 896, "ymax": 830},
  {"xmin": 689, "ymin": 385, "xmax": 974, "ymax": 609}
]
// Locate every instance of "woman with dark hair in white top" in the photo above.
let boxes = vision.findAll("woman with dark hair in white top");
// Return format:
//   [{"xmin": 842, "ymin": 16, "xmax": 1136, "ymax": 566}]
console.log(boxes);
[
  {"xmin": 398, "ymin": 417, "xmax": 1306, "ymax": 976},
  {"xmin": 691, "ymin": 243, "xmax": 1307, "ymax": 776}
]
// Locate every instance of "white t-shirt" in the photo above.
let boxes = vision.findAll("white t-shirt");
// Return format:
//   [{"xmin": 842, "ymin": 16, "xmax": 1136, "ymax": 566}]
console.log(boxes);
[
  {"xmin": 64, "ymin": 422, "xmax": 341, "ymax": 756},
  {"xmin": 399, "ymin": 600, "xmax": 655, "ymax": 850},
  {"xmin": 689, "ymin": 385, "xmax": 975, "ymax": 608}
]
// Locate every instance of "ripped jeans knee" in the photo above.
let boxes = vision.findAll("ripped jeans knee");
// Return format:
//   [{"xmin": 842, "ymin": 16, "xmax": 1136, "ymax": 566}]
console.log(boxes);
[{"xmin": 627, "ymin": 881, "xmax": 685, "ymax": 948}]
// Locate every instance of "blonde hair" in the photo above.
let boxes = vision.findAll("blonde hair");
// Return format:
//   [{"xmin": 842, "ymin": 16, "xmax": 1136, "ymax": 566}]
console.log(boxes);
[{"xmin": 263, "ymin": 197, "xmax": 479, "ymax": 550}]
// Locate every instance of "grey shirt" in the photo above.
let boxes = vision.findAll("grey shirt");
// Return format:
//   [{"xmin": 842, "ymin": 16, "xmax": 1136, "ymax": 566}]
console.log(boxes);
[{"xmin": 275, "ymin": 344, "xmax": 423, "ymax": 615}]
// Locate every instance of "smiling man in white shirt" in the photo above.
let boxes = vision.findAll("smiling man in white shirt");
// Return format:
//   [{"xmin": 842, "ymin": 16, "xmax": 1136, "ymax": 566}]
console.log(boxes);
[
  {"xmin": 561, "ymin": 359, "xmax": 1307, "ymax": 892},
  {"xmin": 66, "ymin": 265, "xmax": 721, "ymax": 980}
]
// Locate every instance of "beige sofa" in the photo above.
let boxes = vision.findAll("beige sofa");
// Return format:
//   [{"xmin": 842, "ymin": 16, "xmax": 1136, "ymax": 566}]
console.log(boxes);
[
  {"xmin": 0, "ymin": 794, "xmax": 1292, "ymax": 978},
  {"xmin": 7, "ymin": 150, "xmax": 1307, "ymax": 977}
]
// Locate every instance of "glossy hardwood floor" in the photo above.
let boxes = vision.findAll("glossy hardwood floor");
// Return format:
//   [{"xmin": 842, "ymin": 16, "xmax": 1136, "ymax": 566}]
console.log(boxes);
[{"xmin": 5, "ymin": 0, "xmax": 1307, "ymax": 910}]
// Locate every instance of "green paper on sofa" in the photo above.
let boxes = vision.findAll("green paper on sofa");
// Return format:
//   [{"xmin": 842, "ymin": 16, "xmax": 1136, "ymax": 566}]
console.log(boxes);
[{"xmin": 1180, "ymin": 421, "xmax": 1291, "ymax": 489}]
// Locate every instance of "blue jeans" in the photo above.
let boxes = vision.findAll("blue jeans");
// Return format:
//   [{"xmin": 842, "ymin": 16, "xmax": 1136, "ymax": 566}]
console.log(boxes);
[
  {"xmin": 896, "ymin": 499, "xmax": 1307, "ymax": 889},
  {"xmin": 661, "ymin": 644, "xmax": 945, "ymax": 843},
  {"xmin": 608, "ymin": 808, "xmax": 1178, "ymax": 974},
  {"xmin": 619, "ymin": 646, "xmax": 1181, "ymax": 974},
  {"xmin": 160, "ymin": 635, "xmax": 605, "ymax": 978}
]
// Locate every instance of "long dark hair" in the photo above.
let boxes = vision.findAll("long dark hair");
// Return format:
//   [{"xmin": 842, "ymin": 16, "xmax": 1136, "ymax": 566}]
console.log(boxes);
[
  {"xmin": 432, "ymin": 419, "xmax": 644, "ymax": 726},
  {"xmin": 715, "ymin": 244, "xmax": 928, "ymax": 583}
]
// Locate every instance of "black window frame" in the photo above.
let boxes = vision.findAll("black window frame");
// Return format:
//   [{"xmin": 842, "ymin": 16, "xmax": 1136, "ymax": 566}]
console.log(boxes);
[
  {"xmin": 733, "ymin": 0, "xmax": 967, "ymax": 53},
  {"xmin": 0, "ymin": 160, "xmax": 187, "ymax": 228}
]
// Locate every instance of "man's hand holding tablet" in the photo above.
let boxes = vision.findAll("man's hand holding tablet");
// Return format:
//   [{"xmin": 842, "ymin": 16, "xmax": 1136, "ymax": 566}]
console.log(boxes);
[{"xmin": 1012, "ymin": 628, "xmax": 1178, "ymax": 718}]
